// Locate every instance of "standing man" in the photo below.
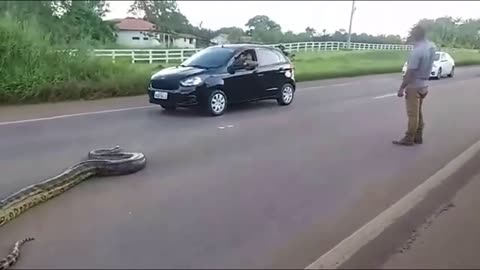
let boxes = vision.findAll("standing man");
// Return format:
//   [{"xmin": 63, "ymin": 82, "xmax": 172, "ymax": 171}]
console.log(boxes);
[{"xmin": 393, "ymin": 25, "xmax": 437, "ymax": 146}]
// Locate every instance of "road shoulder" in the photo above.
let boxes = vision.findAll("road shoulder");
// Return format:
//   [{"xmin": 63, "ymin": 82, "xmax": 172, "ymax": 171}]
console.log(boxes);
[
  {"xmin": 382, "ymin": 170, "xmax": 480, "ymax": 269},
  {"xmin": 316, "ymin": 146, "xmax": 480, "ymax": 269}
]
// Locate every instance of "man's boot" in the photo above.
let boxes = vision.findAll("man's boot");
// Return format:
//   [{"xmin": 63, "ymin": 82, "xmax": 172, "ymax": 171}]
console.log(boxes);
[
  {"xmin": 392, "ymin": 135, "xmax": 415, "ymax": 146},
  {"xmin": 414, "ymin": 133, "xmax": 423, "ymax": 144}
]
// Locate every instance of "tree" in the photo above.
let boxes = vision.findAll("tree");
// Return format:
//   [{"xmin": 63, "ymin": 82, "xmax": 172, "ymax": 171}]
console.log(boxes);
[
  {"xmin": 216, "ymin": 26, "xmax": 244, "ymax": 43},
  {"xmin": 245, "ymin": 15, "xmax": 282, "ymax": 43},
  {"xmin": 305, "ymin": 26, "xmax": 316, "ymax": 38},
  {"xmin": 0, "ymin": 0, "xmax": 116, "ymax": 47},
  {"xmin": 58, "ymin": 1, "xmax": 116, "ymax": 45},
  {"xmin": 245, "ymin": 15, "xmax": 281, "ymax": 32},
  {"xmin": 409, "ymin": 16, "xmax": 480, "ymax": 49},
  {"xmin": 129, "ymin": 0, "xmax": 191, "ymax": 34}
]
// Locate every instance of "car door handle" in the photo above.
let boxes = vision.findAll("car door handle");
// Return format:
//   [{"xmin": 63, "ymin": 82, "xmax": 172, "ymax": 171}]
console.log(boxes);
[{"xmin": 257, "ymin": 74, "xmax": 264, "ymax": 77}]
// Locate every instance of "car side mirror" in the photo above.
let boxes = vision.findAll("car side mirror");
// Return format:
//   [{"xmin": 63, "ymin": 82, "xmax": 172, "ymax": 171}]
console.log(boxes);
[{"xmin": 227, "ymin": 65, "xmax": 236, "ymax": 74}]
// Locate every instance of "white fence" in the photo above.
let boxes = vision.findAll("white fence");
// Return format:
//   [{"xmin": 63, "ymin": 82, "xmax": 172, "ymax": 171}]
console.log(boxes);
[{"xmin": 92, "ymin": 41, "xmax": 413, "ymax": 64}]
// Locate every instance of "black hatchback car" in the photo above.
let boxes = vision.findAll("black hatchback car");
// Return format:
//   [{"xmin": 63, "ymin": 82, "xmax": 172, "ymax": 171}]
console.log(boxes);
[{"xmin": 147, "ymin": 44, "xmax": 296, "ymax": 116}]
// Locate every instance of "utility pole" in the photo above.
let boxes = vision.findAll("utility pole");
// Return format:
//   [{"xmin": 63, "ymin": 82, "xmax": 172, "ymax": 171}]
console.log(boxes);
[{"xmin": 346, "ymin": 0, "xmax": 356, "ymax": 49}]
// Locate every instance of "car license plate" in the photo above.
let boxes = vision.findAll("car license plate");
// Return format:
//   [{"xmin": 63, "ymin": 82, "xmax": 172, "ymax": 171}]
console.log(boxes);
[{"xmin": 154, "ymin": 91, "xmax": 168, "ymax": 100}]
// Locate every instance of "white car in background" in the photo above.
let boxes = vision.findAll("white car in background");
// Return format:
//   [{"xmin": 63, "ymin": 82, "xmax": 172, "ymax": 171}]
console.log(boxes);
[{"xmin": 402, "ymin": 51, "xmax": 455, "ymax": 79}]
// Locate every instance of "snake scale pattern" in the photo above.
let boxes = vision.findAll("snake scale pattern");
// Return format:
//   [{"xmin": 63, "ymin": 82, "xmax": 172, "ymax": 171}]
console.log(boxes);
[{"xmin": 0, "ymin": 146, "xmax": 147, "ymax": 270}]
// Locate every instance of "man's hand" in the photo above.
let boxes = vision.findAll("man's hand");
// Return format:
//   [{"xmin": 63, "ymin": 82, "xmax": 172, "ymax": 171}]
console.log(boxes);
[{"xmin": 397, "ymin": 88, "xmax": 405, "ymax": 97}]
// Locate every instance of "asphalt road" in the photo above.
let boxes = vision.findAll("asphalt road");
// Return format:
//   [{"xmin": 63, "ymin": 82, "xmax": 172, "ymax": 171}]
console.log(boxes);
[{"xmin": 1, "ymin": 67, "xmax": 480, "ymax": 269}]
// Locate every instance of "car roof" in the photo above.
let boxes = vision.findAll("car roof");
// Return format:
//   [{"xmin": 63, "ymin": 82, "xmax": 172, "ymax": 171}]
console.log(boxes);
[{"xmin": 211, "ymin": 44, "xmax": 280, "ymax": 52}]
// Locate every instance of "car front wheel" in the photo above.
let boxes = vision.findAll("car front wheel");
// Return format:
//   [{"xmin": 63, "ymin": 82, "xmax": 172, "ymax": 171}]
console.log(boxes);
[
  {"xmin": 277, "ymin": 83, "xmax": 295, "ymax": 106},
  {"xmin": 206, "ymin": 90, "xmax": 227, "ymax": 116},
  {"xmin": 436, "ymin": 68, "xmax": 442, "ymax": 80},
  {"xmin": 448, "ymin": 66, "xmax": 455, "ymax": 78}
]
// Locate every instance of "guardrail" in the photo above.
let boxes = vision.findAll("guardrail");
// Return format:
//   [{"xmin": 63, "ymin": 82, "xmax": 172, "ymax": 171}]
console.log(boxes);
[{"xmin": 91, "ymin": 41, "xmax": 413, "ymax": 64}]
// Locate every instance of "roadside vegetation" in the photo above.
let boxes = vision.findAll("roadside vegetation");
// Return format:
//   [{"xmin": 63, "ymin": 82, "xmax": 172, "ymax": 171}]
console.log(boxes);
[
  {"xmin": 293, "ymin": 49, "xmax": 480, "ymax": 81},
  {"xmin": 0, "ymin": 14, "xmax": 153, "ymax": 104},
  {"xmin": 1, "ymin": 0, "xmax": 480, "ymax": 105}
]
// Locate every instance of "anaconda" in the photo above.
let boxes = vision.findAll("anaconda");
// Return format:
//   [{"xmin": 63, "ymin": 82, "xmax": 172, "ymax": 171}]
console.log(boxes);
[{"xmin": 0, "ymin": 146, "xmax": 146, "ymax": 270}]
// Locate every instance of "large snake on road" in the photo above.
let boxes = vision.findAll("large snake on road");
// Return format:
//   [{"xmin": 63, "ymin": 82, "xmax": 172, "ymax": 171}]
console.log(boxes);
[{"xmin": 0, "ymin": 146, "xmax": 147, "ymax": 270}]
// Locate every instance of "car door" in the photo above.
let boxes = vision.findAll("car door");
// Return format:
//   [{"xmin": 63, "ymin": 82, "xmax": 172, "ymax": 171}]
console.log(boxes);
[
  {"xmin": 444, "ymin": 53, "xmax": 454, "ymax": 73},
  {"xmin": 222, "ymin": 49, "xmax": 261, "ymax": 103},
  {"xmin": 439, "ymin": 53, "xmax": 451, "ymax": 74},
  {"xmin": 254, "ymin": 48, "xmax": 289, "ymax": 99}
]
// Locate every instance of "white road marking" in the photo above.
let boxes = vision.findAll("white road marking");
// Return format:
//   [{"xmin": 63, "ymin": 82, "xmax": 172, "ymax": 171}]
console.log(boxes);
[
  {"xmin": 218, "ymin": 124, "xmax": 235, "ymax": 130},
  {"xmin": 305, "ymin": 138, "xmax": 480, "ymax": 269},
  {"xmin": 0, "ymin": 83, "xmax": 346, "ymax": 126},
  {"xmin": 0, "ymin": 105, "xmax": 156, "ymax": 126},
  {"xmin": 302, "ymin": 83, "xmax": 352, "ymax": 91},
  {"xmin": 373, "ymin": 93, "xmax": 397, "ymax": 99},
  {"xmin": 1, "ymin": 76, "xmax": 476, "ymax": 126}
]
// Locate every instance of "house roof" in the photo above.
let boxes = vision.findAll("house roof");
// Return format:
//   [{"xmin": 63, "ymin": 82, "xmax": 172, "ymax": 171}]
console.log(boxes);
[{"xmin": 110, "ymin": 18, "xmax": 158, "ymax": 32}]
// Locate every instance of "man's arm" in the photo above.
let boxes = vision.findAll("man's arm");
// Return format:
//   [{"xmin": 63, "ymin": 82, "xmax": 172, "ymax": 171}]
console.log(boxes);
[
  {"xmin": 398, "ymin": 50, "xmax": 420, "ymax": 97},
  {"xmin": 399, "ymin": 70, "xmax": 414, "ymax": 92}
]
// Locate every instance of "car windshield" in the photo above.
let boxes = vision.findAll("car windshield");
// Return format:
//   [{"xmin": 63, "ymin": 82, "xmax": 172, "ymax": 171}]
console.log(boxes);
[
  {"xmin": 180, "ymin": 47, "xmax": 235, "ymax": 69},
  {"xmin": 434, "ymin": 53, "xmax": 440, "ymax": 61}
]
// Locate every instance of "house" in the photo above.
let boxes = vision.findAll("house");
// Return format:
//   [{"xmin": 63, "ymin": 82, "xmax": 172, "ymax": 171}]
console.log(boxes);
[
  {"xmin": 110, "ymin": 17, "xmax": 165, "ymax": 48},
  {"xmin": 209, "ymin": 33, "xmax": 253, "ymax": 45},
  {"xmin": 109, "ymin": 18, "xmax": 198, "ymax": 49},
  {"xmin": 210, "ymin": 33, "xmax": 230, "ymax": 45},
  {"xmin": 172, "ymin": 33, "xmax": 197, "ymax": 49}
]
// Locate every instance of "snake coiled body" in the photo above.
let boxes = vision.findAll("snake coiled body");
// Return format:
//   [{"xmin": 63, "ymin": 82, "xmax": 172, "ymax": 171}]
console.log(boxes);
[{"xmin": 0, "ymin": 146, "xmax": 146, "ymax": 269}]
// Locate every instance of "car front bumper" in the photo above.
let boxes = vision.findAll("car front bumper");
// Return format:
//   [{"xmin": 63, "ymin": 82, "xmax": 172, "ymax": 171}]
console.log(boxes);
[{"xmin": 148, "ymin": 86, "xmax": 201, "ymax": 107}]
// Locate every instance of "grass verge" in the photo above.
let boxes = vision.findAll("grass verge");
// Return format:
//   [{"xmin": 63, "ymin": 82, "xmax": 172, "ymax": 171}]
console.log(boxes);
[{"xmin": 292, "ymin": 49, "xmax": 480, "ymax": 81}]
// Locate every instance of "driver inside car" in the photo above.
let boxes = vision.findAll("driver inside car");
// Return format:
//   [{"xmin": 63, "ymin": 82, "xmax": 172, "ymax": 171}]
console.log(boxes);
[{"xmin": 232, "ymin": 51, "xmax": 257, "ymax": 69}]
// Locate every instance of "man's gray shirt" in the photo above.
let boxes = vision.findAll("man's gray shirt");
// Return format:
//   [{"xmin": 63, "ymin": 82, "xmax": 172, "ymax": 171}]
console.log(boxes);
[{"xmin": 407, "ymin": 39, "xmax": 437, "ymax": 90}]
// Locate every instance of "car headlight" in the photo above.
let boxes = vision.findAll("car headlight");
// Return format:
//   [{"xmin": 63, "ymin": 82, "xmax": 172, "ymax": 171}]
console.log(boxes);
[
  {"xmin": 180, "ymin": 76, "xmax": 203, "ymax": 87},
  {"xmin": 432, "ymin": 63, "xmax": 437, "ymax": 69}
]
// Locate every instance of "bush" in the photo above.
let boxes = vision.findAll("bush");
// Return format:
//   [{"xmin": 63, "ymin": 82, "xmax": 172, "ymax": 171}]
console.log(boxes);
[{"xmin": 0, "ymin": 14, "xmax": 153, "ymax": 104}]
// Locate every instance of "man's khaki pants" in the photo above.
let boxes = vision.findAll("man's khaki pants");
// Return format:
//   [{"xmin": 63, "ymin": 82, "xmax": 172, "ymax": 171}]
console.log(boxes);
[{"xmin": 405, "ymin": 87, "xmax": 428, "ymax": 141}]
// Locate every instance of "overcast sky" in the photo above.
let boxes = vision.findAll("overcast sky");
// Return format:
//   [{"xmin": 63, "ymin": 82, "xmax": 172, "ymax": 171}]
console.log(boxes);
[{"xmin": 105, "ymin": 1, "xmax": 480, "ymax": 37}]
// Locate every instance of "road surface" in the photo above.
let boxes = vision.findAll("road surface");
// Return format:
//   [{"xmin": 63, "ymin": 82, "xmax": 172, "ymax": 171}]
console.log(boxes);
[{"xmin": 1, "ymin": 67, "xmax": 480, "ymax": 269}]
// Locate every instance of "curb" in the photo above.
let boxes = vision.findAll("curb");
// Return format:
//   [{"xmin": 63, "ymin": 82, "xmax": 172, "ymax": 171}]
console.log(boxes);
[{"xmin": 305, "ymin": 138, "xmax": 480, "ymax": 269}]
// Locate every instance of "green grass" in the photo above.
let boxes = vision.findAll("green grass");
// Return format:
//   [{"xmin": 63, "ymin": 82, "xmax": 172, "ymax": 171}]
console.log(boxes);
[
  {"xmin": 2, "ymin": 13, "xmax": 480, "ymax": 106},
  {"xmin": 292, "ymin": 49, "xmax": 480, "ymax": 81}
]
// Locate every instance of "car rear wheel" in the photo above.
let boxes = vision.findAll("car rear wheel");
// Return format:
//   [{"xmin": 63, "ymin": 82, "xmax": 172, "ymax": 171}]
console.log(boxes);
[
  {"xmin": 277, "ymin": 83, "xmax": 295, "ymax": 106},
  {"xmin": 206, "ymin": 90, "xmax": 227, "ymax": 116},
  {"xmin": 436, "ymin": 68, "xmax": 442, "ymax": 80},
  {"xmin": 448, "ymin": 66, "xmax": 455, "ymax": 78},
  {"xmin": 161, "ymin": 105, "xmax": 176, "ymax": 111}
]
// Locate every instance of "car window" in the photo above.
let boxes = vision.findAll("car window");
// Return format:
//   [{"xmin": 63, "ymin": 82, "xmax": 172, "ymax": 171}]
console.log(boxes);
[
  {"xmin": 256, "ymin": 48, "xmax": 284, "ymax": 66},
  {"xmin": 181, "ymin": 47, "xmax": 235, "ymax": 69},
  {"xmin": 270, "ymin": 49, "xmax": 288, "ymax": 62},
  {"xmin": 434, "ymin": 53, "xmax": 441, "ymax": 61},
  {"xmin": 229, "ymin": 49, "xmax": 257, "ymax": 70}
]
